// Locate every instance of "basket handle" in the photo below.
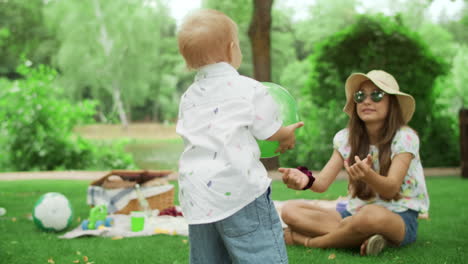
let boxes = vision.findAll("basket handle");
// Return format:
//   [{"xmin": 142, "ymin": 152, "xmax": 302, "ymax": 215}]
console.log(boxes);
[{"xmin": 90, "ymin": 170, "xmax": 173, "ymax": 186}]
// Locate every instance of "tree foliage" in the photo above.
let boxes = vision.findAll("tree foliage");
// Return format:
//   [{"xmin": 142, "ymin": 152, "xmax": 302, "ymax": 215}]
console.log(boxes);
[
  {"xmin": 0, "ymin": 64, "xmax": 134, "ymax": 171},
  {"xmin": 293, "ymin": 0, "xmax": 359, "ymax": 59},
  {"xmin": 437, "ymin": 0, "xmax": 468, "ymax": 43},
  {"xmin": 434, "ymin": 45, "xmax": 468, "ymax": 114},
  {"xmin": 45, "ymin": 0, "xmax": 182, "ymax": 124},
  {"xmin": 0, "ymin": 0, "xmax": 465, "ymax": 171},
  {"xmin": 0, "ymin": 0, "xmax": 57, "ymax": 78}
]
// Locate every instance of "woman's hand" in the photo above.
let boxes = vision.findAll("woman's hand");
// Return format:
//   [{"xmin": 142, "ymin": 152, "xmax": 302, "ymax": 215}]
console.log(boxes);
[
  {"xmin": 344, "ymin": 154, "xmax": 373, "ymax": 182},
  {"xmin": 278, "ymin": 167, "xmax": 309, "ymax": 190}
]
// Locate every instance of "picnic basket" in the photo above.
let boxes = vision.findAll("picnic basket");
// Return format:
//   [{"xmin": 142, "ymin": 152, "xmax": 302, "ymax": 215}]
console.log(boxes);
[{"xmin": 88, "ymin": 170, "xmax": 174, "ymax": 214}]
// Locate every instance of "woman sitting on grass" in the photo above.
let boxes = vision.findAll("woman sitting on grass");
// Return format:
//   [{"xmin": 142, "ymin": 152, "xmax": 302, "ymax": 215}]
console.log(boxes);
[{"xmin": 279, "ymin": 70, "xmax": 429, "ymax": 256}]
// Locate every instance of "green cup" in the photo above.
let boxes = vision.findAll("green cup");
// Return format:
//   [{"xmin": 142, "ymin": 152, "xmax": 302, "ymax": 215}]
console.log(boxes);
[{"xmin": 130, "ymin": 211, "xmax": 145, "ymax": 232}]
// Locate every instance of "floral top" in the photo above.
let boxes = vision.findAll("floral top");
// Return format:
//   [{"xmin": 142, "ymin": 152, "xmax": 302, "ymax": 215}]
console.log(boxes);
[
  {"xmin": 333, "ymin": 126, "xmax": 429, "ymax": 215},
  {"xmin": 176, "ymin": 62, "xmax": 282, "ymax": 224}
]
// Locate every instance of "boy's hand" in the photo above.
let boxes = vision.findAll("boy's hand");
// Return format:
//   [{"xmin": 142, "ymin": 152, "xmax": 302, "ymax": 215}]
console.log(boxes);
[
  {"xmin": 344, "ymin": 154, "xmax": 373, "ymax": 182},
  {"xmin": 279, "ymin": 167, "xmax": 309, "ymax": 190},
  {"xmin": 274, "ymin": 121, "xmax": 304, "ymax": 153}
]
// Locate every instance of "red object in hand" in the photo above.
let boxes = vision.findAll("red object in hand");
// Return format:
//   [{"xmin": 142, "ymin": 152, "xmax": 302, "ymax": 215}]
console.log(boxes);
[{"xmin": 158, "ymin": 206, "xmax": 183, "ymax": 217}]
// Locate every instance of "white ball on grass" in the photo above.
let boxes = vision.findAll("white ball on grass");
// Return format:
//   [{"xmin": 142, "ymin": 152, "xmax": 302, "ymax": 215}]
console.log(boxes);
[{"xmin": 33, "ymin": 192, "xmax": 73, "ymax": 232}]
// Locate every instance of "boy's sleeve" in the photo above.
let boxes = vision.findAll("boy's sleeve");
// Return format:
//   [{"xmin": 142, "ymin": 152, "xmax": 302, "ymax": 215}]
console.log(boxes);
[{"xmin": 250, "ymin": 84, "xmax": 283, "ymax": 140}]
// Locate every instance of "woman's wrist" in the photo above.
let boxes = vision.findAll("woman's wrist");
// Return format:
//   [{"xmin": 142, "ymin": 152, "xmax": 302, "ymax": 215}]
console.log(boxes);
[{"xmin": 297, "ymin": 166, "xmax": 315, "ymax": 190}]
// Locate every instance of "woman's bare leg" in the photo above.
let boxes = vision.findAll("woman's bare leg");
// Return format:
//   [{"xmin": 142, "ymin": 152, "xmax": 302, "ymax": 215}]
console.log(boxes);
[
  {"xmin": 281, "ymin": 200, "xmax": 342, "ymax": 238},
  {"xmin": 301, "ymin": 204, "xmax": 406, "ymax": 249}
]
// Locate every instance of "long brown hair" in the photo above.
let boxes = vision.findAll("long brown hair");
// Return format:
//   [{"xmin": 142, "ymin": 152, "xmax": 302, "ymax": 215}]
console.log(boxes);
[{"xmin": 347, "ymin": 92, "xmax": 405, "ymax": 200}]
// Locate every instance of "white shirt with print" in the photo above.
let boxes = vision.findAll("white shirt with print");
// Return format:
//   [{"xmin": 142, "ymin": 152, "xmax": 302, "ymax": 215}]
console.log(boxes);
[
  {"xmin": 333, "ymin": 126, "xmax": 430, "ymax": 215},
  {"xmin": 176, "ymin": 62, "xmax": 282, "ymax": 224}
]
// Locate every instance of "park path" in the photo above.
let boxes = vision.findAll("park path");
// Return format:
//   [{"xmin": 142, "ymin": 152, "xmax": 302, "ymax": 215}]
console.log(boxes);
[{"xmin": 0, "ymin": 168, "xmax": 461, "ymax": 181}]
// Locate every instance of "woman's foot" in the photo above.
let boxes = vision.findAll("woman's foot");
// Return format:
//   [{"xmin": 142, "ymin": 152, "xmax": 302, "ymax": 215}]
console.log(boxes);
[
  {"xmin": 283, "ymin": 228, "xmax": 311, "ymax": 247},
  {"xmin": 360, "ymin": 234, "xmax": 388, "ymax": 256},
  {"xmin": 283, "ymin": 228, "xmax": 295, "ymax": 245}
]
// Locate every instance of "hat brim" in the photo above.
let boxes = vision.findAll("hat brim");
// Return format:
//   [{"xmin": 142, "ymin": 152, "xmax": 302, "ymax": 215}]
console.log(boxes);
[{"xmin": 343, "ymin": 73, "xmax": 415, "ymax": 124}]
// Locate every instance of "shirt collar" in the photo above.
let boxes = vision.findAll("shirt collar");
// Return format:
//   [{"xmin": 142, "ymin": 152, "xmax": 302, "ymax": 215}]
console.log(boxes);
[{"xmin": 195, "ymin": 62, "xmax": 239, "ymax": 81}]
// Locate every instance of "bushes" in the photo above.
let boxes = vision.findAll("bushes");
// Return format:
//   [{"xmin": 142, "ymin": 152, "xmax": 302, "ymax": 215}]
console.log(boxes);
[
  {"xmin": 282, "ymin": 15, "xmax": 457, "ymax": 169},
  {"xmin": 281, "ymin": 97, "xmax": 347, "ymax": 169},
  {"xmin": 0, "ymin": 64, "xmax": 135, "ymax": 171}
]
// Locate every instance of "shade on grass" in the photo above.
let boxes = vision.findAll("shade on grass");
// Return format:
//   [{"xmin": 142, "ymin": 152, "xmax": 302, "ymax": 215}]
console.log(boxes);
[{"xmin": 0, "ymin": 176, "xmax": 466, "ymax": 264}]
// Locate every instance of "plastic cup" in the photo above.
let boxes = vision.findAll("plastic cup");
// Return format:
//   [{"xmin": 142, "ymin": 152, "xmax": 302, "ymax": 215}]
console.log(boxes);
[
  {"xmin": 257, "ymin": 82, "xmax": 299, "ymax": 158},
  {"xmin": 130, "ymin": 211, "xmax": 145, "ymax": 232}
]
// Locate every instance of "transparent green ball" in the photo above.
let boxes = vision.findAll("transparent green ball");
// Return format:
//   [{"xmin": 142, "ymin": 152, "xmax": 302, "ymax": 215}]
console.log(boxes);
[{"xmin": 257, "ymin": 82, "xmax": 299, "ymax": 158}]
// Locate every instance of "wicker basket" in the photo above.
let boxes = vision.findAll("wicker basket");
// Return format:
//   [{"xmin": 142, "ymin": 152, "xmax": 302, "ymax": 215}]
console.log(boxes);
[
  {"xmin": 89, "ymin": 170, "xmax": 175, "ymax": 214},
  {"xmin": 90, "ymin": 169, "xmax": 173, "ymax": 187},
  {"xmin": 115, "ymin": 187, "xmax": 174, "ymax": 214}
]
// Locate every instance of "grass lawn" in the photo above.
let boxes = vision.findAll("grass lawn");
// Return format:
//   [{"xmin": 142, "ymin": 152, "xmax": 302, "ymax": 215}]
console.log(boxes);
[
  {"xmin": 124, "ymin": 138, "xmax": 183, "ymax": 170},
  {"xmin": 0, "ymin": 176, "xmax": 467, "ymax": 264},
  {"xmin": 75, "ymin": 123, "xmax": 184, "ymax": 170}
]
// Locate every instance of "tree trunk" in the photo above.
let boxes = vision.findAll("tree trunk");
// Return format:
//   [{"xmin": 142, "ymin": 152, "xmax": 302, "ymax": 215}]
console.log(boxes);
[
  {"xmin": 248, "ymin": 0, "xmax": 273, "ymax": 82},
  {"xmin": 112, "ymin": 81, "xmax": 129, "ymax": 129},
  {"xmin": 93, "ymin": 0, "xmax": 128, "ymax": 127},
  {"xmin": 249, "ymin": 0, "xmax": 278, "ymax": 171},
  {"xmin": 98, "ymin": 110, "xmax": 108, "ymax": 123},
  {"xmin": 460, "ymin": 109, "xmax": 468, "ymax": 178}
]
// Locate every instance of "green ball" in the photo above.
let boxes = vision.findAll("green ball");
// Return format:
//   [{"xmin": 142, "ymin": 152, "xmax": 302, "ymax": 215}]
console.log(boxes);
[
  {"xmin": 257, "ymin": 82, "xmax": 299, "ymax": 158},
  {"xmin": 33, "ymin": 192, "xmax": 73, "ymax": 232}
]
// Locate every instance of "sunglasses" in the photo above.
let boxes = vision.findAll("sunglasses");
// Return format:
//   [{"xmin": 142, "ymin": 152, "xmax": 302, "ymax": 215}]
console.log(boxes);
[{"xmin": 353, "ymin": 90, "xmax": 386, "ymax": 103}]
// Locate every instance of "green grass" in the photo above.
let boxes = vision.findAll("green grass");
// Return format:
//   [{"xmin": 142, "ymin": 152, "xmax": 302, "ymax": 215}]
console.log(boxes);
[
  {"xmin": 0, "ymin": 176, "xmax": 467, "ymax": 263},
  {"xmin": 124, "ymin": 138, "xmax": 183, "ymax": 170},
  {"xmin": 76, "ymin": 123, "xmax": 184, "ymax": 170}
]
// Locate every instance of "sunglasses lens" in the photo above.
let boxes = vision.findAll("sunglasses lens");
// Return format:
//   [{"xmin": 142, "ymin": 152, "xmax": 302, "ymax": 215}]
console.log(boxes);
[
  {"xmin": 371, "ymin": 91, "xmax": 384, "ymax": 102},
  {"xmin": 354, "ymin": 91, "xmax": 365, "ymax": 103}
]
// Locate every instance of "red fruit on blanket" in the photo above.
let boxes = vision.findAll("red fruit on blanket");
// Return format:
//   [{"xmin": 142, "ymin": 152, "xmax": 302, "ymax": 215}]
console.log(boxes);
[{"xmin": 158, "ymin": 206, "xmax": 183, "ymax": 217}]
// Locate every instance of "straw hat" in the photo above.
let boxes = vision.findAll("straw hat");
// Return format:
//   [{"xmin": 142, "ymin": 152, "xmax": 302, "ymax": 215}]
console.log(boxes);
[{"xmin": 343, "ymin": 70, "xmax": 415, "ymax": 124}]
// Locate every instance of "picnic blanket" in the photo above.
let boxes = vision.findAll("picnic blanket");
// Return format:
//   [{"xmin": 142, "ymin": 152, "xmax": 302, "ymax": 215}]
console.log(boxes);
[
  {"xmin": 60, "ymin": 209, "xmax": 188, "ymax": 239},
  {"xmin": 60, "ymin": 197, "xmax": 427, "ymax": 239},
  {"xmin": 59, "ymin": 199, "xmax": 344, "ymax": 239}
]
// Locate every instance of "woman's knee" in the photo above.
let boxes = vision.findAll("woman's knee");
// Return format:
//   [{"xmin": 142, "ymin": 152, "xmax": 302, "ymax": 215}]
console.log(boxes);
[
  {"xmin": 280, "ymin": 202, "xmax": 300, "ymax": 225},
  {"xmin": 349, "ymin": 206, "xmax": 388, "ymax": 234}
]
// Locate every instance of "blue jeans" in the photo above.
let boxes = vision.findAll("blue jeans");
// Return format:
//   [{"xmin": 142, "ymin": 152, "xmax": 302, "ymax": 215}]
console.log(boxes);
[
  {"xmin": 339, "ymin": 208, "xmax": 419, "ymax": 246},
  {"xmin": 188, "ymin": 187, "xmax": 288, "ymax": 264}
]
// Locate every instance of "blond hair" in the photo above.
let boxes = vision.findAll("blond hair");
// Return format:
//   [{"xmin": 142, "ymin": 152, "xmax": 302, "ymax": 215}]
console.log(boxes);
[{"xmin": 177, "ymin": 9, "xmax": 238, "ymax": 69}]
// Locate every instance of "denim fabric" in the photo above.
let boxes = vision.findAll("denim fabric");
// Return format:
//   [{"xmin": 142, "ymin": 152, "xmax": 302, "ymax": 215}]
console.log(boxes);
[
  {"xmin": 188, "ymin": 187, "xmax": 288, "ymax": 264},
  {"xmin": 338, "ymin": 208, "xmax": 352, "ymax": 219},
  {"xmin": 396, "ymin": 209, "xmax": 419, "ymax": 246},
  {"xmin": 338, "ymin": 208, "xmax": 419, "ymax": 246}
]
